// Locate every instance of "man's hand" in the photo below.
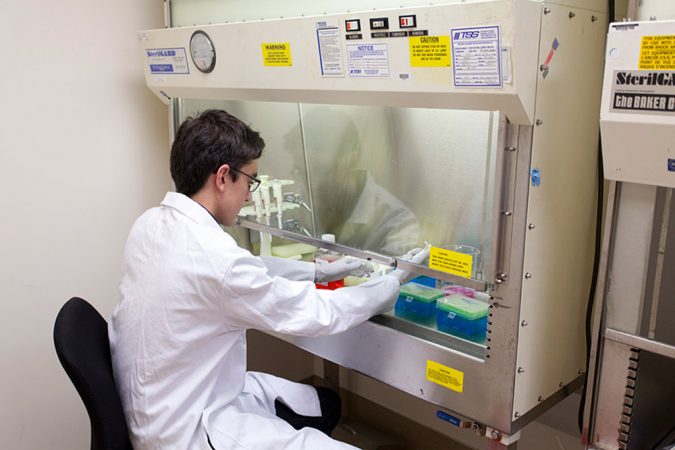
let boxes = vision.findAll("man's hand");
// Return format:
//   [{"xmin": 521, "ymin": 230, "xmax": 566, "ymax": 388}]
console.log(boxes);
[
  {"xmin": 314, "ymin": 257, "xmax": 371, "ymax": 283},
  {"xmin": 390, "ymin": 244, "xmax": 431, "ymax": 284}
]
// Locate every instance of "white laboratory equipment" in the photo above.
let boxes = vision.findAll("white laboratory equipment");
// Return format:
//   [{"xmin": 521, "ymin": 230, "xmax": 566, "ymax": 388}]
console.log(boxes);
[
  {"xmin": 138, "ymin": 1, "xmax": 609, "ymax": 448},
  {"xmin": 583, "ymin": 2, "xmax": 675, "ymax": 449}
]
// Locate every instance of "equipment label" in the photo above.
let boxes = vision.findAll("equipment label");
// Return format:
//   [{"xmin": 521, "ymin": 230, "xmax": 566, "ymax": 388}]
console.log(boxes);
[
  {"xmin": 262, "ymin": 42, "xmax": 292, "ymax": 66},
  {"xmin": 317, "ymin": 27, "xmax": 344, "ymax": 77},
  {"xmin": 451, "ymin": 26, "xmax": 502, "ymax": 87},
  {"xmin": 610, "ymin": 70, "xmax": 675, "ymax": 116},
  {"xmin": 639, "ymin": 35, "xmax": 675, "ymax": 70},
  {"xmin": 409, "ymin": 35, "xmax": 451, "ymax": 67},
  {"xmin": 146, "ymin": 48, "xmax": 189, "ymax": 74},
  {"xmin": 347, "ymin": 43, "xmax": 390, "ymax": 77},
  {"xmin": 429, "ymin": 246, "xmax": 473, "ymax": 279},
  {"xmin": 427, "ymin": 360, "xmax": 464, "ymax": 393}
]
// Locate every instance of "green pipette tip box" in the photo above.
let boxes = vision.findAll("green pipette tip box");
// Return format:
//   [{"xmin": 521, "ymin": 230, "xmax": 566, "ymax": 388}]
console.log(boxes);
[
  {"xmin": 399, "ymin": 282, "xmax": 444, "ymax": 303},
  {"xmin": 436, "ymin": 294, "xmax": 489, "ymax": 319}
]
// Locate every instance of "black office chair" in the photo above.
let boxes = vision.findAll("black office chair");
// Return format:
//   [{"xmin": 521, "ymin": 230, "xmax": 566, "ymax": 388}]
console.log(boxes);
[{"xmin": 54, "ymin": 297, "xmax": 132, "ymax": 450}]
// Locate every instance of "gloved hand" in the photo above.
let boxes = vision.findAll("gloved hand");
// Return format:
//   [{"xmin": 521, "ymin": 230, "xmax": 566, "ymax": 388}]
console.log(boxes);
[
  {"xmin": 390, "ymin": 244, "xmax": 431, "ymax": 284},
  {"xmin": 314, "ymin": 257, "xmax": 371, "ymax": 283}
]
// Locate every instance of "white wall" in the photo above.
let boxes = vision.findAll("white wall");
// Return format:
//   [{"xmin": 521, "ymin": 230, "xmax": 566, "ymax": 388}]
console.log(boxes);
[{"xmin": 0, "ymin": 2, "xmax": 169, "ymax": 448}]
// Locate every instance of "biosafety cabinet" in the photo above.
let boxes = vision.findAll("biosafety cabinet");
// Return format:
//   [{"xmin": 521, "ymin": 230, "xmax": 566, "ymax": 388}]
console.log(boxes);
[
  {"xmin": 583, "ymin": 7, "xmax": 675, "ymax": 450},
  {"xmin": 140, "ymin": 1, "xmax": 608, "ymax": 447}
]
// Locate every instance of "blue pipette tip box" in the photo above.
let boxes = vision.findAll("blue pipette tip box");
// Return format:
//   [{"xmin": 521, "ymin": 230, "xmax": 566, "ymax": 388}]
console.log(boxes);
[
  {"xmin": 395, "ymin": 282, "xmax": 444, "ymax": 325},
  {"xmin": 436, "ymin": 294, "xmax": 489, "ymax": 340}
]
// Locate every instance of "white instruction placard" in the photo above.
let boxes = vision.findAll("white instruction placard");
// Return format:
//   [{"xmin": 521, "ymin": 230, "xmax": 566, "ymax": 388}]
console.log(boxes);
[
  {"xmin": 347, "ymin": 43, "xmax": 390, "ymax": 78},
  {"xmin": 451, "ymin": 26, "xmax": 502, "ymax": 87},
  {"xmin": 317, "ymin": 27, "xmax": 344, "ymax": 77},
  {"xmin": 146, "ymin": 48, "xmax": 189, "ymax": 74}
]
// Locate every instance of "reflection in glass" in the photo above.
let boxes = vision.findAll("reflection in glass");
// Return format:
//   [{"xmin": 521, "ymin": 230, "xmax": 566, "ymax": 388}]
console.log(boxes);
[{"xmin": 297, "ymin": 105, "xmax": 420, "ymax": 256}]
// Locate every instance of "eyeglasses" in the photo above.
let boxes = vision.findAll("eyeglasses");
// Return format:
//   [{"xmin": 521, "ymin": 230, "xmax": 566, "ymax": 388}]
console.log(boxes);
[{"xmin": 230, "ymin": 167, "xmax": 261, "ymax": 193}]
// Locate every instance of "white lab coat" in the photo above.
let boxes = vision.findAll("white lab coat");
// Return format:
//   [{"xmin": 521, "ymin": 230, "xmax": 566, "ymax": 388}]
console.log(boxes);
[{"xmin": 109, "ymin": 192, "xmax": 400, "ymax": 450}]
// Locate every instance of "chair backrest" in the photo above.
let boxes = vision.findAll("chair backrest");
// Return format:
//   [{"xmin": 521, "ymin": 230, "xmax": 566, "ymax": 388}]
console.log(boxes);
[{"xmin": 54, "ymin": 297, "xmax": 133, "ymax": 450}]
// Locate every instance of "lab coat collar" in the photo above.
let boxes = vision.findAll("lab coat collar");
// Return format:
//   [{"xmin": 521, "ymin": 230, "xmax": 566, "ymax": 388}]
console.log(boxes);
[{"xmin": 161, "ymin": 191, "xmax": 222, "ymax": 230}]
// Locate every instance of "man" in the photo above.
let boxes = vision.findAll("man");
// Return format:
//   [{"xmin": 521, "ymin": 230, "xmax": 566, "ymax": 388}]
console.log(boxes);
[{"xmin": 109, "ymin": 109, "xmax": 428, "ymax": 450}]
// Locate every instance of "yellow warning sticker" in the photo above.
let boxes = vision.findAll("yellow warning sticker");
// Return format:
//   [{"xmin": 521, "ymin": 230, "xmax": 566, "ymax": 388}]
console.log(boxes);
[
  {"xmin": 409, "ymin": 35, "xmax": 451, "ymax": 67},
  {"xmin": 639, "ymin": 35, "xmax": 675, "ymax": 70},
  {"xmin": 429, "ymin": 246, "xmax": 472, "ymax": 279},
  {"xmin": 427, "ymin": 360, "xmax": 464, "ymax": 393},
  {"xmin": 262, "ymin": 42, "xmax": 292, "ymax": 67}
]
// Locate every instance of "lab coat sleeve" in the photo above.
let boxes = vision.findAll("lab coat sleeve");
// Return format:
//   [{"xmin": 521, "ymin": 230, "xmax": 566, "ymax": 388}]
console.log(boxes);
[
  {"xmin": 259, "ymin": 256, "xmax": 315, "ymax": 281},
  {"xmin": 219, "ymin": 254, "xmax": 399, "ymax": 336}
]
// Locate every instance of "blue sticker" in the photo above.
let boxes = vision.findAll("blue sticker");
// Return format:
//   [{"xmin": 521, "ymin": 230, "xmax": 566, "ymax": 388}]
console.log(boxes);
[
  {"xmin": 436, "ymin": 410, "xmax": 462, "ymax": 427},
  {"xmin": 668, "ymin": 159, "xmax": 675, "ymax": 172},
  {"xmin": 531, "ymin": 168, "xmax": 541, "ymax": 186},
  {"xmin": 150, "ymin": 64, "xmax": 174, "ymax": 73}
]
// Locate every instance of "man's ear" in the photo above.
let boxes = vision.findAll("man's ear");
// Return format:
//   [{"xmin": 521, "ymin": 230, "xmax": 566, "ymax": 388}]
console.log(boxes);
[{"xmin": 215, "ymin": 164, "xmax": 230, "ymax": 190}]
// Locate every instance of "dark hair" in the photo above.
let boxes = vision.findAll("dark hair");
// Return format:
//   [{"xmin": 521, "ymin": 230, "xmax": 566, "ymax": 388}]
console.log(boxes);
[{"xmin": 170, "ymin": 109, "xmax": 265, "ymax": 196}]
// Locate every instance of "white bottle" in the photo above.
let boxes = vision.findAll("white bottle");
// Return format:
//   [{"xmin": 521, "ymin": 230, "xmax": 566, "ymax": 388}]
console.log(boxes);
[{"xmin": 316, "ymin": 234, "xmax": 339, "ymax": 263}]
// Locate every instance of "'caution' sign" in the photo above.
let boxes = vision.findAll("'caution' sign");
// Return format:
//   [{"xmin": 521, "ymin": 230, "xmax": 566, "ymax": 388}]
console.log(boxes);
[
  {"xmin": 429, "ymin": 246, "xmax": 473, "ymax": 279},
  {"xmin": 426, "ymin": 360, "xmax": 464, "ymax": 393},
  {"xmin": 639, "ymin": 35, "xmax": 675, "ymax": 70},
  {"xmin": 262, "ymin": 42, "xmax": 292, "ymax": 67},
  {"xmin": 409, "ymin": 35, "xmax": 451, "ymax": 67}
]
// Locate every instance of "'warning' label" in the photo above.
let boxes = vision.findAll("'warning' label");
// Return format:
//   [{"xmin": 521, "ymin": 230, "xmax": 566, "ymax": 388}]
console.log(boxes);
[
  {"xmin": 409, "ymin": 35, "xmax": 451, "ymax": 67},
  {"xmin": 262, "ymin": 42, "xmax": 292, "ymax": 67},
  {"xmin": 639, "ymin": 35, "xmax": 675, "ymax": 70}
]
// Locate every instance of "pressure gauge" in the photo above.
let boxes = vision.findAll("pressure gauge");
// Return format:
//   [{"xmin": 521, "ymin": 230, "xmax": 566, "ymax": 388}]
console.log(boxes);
[{"xmin": 190, "ymin": 30, "xmax": 216, "ymax": 73}]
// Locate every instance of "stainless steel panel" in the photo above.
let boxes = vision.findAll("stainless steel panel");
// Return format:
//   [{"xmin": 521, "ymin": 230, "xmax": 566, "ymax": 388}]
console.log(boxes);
[
  {"xmin": 605, "ymin": 329, "xmax": 675, "ymax": 360},
  {"xmin": 276, "ymin": 313, "xmax": 516, "ymax": 431}
]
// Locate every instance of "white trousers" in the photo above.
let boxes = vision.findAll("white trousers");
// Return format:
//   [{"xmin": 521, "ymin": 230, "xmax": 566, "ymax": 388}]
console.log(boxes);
[{"xmin": 202, "ymin": 372, "xmax": 358, "ymax": 450}]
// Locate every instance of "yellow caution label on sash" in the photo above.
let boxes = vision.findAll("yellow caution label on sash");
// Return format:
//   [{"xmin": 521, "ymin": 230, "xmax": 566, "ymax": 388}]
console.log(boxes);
[{"xmin": 429, "ymin": 246, "xmax": 472, "ymax": 279}]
